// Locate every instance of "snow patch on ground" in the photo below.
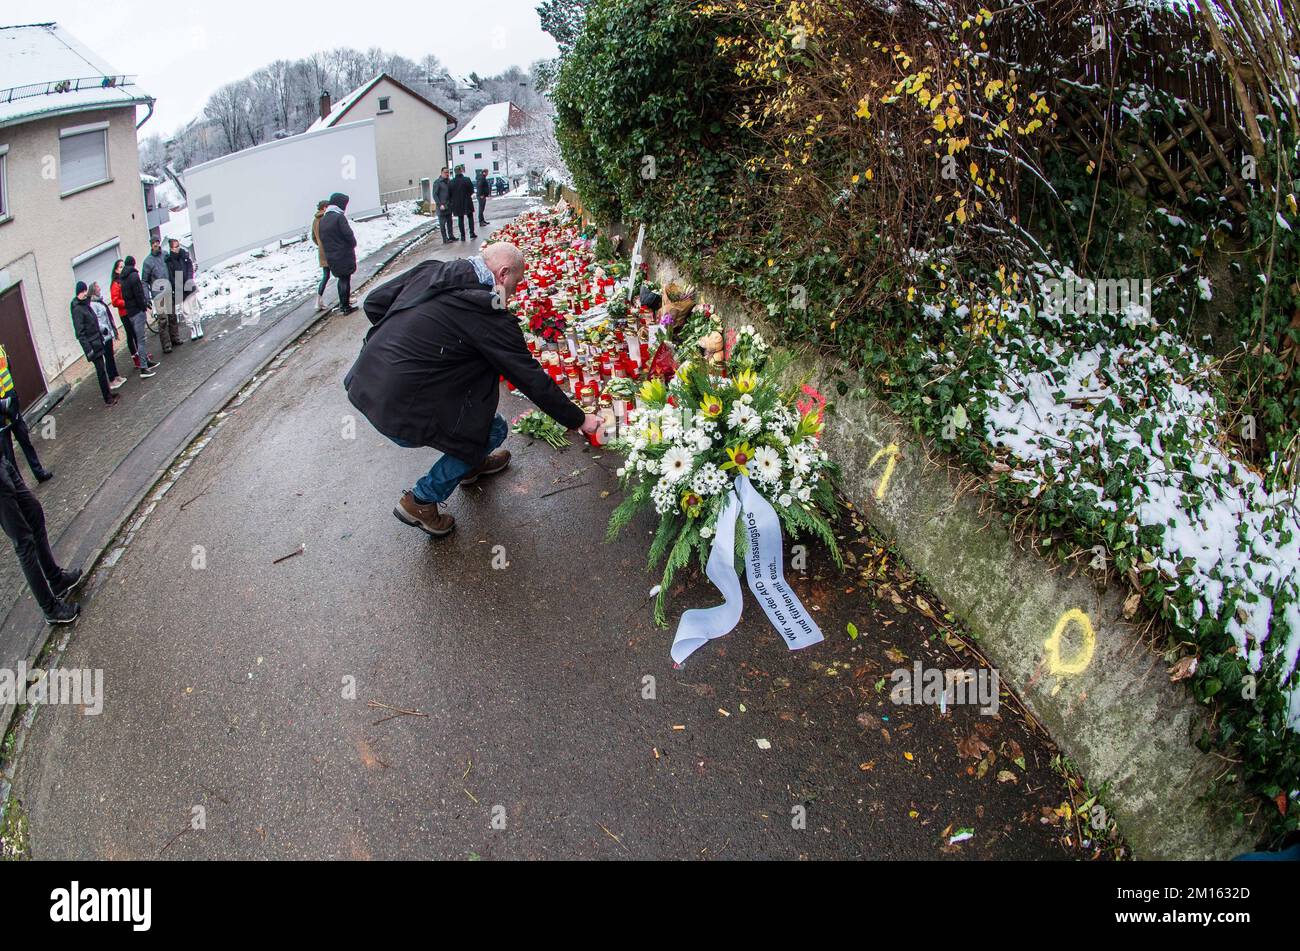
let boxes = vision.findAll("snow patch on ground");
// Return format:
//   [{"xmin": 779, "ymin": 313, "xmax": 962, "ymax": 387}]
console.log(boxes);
[{"xmin": 189, "ymin": 206, "xmax": 430, "ymax": 329}]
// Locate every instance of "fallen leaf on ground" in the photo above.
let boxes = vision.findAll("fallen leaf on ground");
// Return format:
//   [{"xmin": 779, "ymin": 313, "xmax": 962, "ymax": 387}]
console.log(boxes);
[
  {"xmin": 1168, "ymin": 655, "xmax": 1198, "ymax": 682},
  {"xmin": 957, "ymin": 733, "xmax": 992, "ymax": 760},
  {"xmin": 1123, "ymin": 591, "xmax": 1141, "ymax": 619}
]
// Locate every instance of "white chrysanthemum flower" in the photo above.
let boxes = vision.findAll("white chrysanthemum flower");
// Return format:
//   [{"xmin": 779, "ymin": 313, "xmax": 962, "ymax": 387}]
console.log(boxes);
[
  {"xmin": 786, "ymin": 446, "xmax": 812, "ymax": 477},
  {"xmin": 661, "ymin": 445, "xmax": 693, "ymax": 483},
  {"xmin": 616, "ymin": 467, "xmax": 626, "ymax": 477},
  {"xmin": 700, "ymin": 525, "xmax": 714, "ymax": 539},
  {"xmin": 789, "ymin": 474, "xmax": 804, "ymax": 492},
  {"xmin": 752, "ymin": 445, "xmax": 782, "ymax": 484},
  {"xmin": 797, "ymin": 485, "xmax": 812, "ymax": 502},
  {"xmin": 691, "ymin": 463, "xmax": 725, "ymax": 497},
  {"xmin": 778, "ymin": 493, "xmax": 793, "ymax": 508}
]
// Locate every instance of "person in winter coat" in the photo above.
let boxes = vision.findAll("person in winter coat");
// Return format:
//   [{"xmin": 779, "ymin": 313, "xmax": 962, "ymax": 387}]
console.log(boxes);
[
  {"xmin": 117, "ymin": 258, "xmax": 158, "ymax": 379},
  {"xmin": 475, "ymin": 169, "xmax": 491, "ymax": 227},
  {"xmin": 109, "ymin": 259, "xmax": 138, "ymax": 367},
  {"xmin": 87, "ymin": 283, "xmax": 127, "ymax": 394},
  {"xmin": 164, "ymin": 238, "xmax": 202, "ymax": 343},
  {"xmin": 431, "ymin": 168, "xmax": 453, "ymax": 244},
  {"xmin": 448, "ymin": 167, "xmax": 477, "ymax": 242},
  {"xmin": 344, "ymin": 242, "xmax": 601, "ymax": 538},
  {"xmin": 111, "ymin": 258, "xmax": 157, "ymax": 372},
  {"xmin": 0, "ymin": 344, "xmax": 53, "ymax": 483},
  {"xmin": 70, "ymin": 282, "xmax": 120, "ymax": 406},
  {"xmin": 140, "ymin": 238, "xmax": 171, "ymax": 342},
  {"xmin": 310, "ymin": 200, "xmax": 332, "ymax": 311},
  {"xmin": 317, "ymin": 192, "xmax": 358, "ymax": 313},
  {"xmin": 1, "ymin": 453, "xmax": 82, "ymax": 625}
]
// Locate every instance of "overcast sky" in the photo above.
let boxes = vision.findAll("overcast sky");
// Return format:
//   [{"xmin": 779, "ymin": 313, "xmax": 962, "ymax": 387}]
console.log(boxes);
[{"xmin": 4, "ymin": 0, "xmax": 558, "ymax": 136}]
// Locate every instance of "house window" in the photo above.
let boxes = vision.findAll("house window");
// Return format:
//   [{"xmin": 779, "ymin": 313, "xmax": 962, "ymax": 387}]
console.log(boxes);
[
  {"xmin": 492, "ymin": 161, "xmax": 499, "ymax": 172},
  {"xmin": 59, "ymin": 122, "xmax": 111, "ymax": 195},
  {"xmin": 474, "ymin": 152, "xmax": 482, "ymax": 160},
  {"xmin": 0, "ymin": 145, "xmax": 9, "ymax": 221},
  {"xmin": 458, "ymin": 145, "xmax": 464, "ymax": 155},
  {"xmin": 378, "ymin": 96, "xmax": 391, "ymax": 112},
  {"xmin": 492, "ymin": 142, "xmax": 498, "ymax": 151}
]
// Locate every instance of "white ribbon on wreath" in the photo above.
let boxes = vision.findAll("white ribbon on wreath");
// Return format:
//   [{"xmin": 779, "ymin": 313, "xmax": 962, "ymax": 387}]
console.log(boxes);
[{"xmin": 671, "ymin": 475, "xmax": 824, "ymax": 665}]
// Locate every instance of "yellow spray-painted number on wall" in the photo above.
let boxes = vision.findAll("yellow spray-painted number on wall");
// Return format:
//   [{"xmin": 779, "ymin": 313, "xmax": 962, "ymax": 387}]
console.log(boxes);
[
  {"xmin": 1043, "ymin": 608, "xmax": 1096, "ymax": 676},
  {"xmin": 869, "ymin": 443, "xmax": 901, "ymax": 500}
]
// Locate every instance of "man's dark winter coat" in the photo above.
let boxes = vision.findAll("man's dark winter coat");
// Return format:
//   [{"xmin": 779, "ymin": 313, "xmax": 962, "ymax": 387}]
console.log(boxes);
[
  {"xmin": 344, "ymin": 258, "xmax": 583, "ymax": 462},
  {"xmin": 118, "ymin": 264, "xmax": 151, "ymax": 316},
  {"xmin": 431, "ymin": 175, "xmax": 452, "ymax": 210},
  {"xmin": 448, "ymin": 172, "xmax": 475, "ymax": 216},
  {"xmin": 69, "ymin": 298, "xmax": 103, "ymax": 359},
  {"xmin": 317, "ymin": 207, "xmax": 358, "ymax": 276},
  {"xmin": 164, "ymin": 246, "xmax": 196, "ymax": 300},
  {"xmin": 476, "ymin": 171, "xmax": 492, "ymax": 197}
]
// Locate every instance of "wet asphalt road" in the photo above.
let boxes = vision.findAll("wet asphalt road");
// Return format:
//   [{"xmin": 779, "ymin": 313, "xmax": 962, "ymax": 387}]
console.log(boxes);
[{"xmin": 10, "ymin": 217, "xmax": 1082, "ymax": 860}]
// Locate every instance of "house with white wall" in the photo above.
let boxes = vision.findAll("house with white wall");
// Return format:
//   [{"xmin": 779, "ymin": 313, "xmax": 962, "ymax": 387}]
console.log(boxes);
[
  {"xmin": 308, "ymin": 73, "xmax": 456, "ymax": 202},
  {"xmin": 0, "ymin": 22, "xmax": 155, "ymax": 413},
  {"xmin": 448, "ymin": 101, "xmax": 532, "ymax": 187}
]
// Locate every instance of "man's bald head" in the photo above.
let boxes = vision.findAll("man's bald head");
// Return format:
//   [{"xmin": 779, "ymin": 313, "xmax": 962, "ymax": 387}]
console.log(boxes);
[{"xmin": 482, "ymin": 242, "xmax": 525, "ymax": 299}]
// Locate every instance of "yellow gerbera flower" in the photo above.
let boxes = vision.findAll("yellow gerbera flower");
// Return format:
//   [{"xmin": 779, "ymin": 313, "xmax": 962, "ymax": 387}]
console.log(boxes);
[
  {"xmin": 699, "ymin": 392, "xmax": 725, "ymax": 418},
  {"xmin": 721, "ymin": 442, "xmax": 755, "ymax": 476},
  {"xmin": 734, "ymin": 370, "xmax": 758, "ymax": 394}
]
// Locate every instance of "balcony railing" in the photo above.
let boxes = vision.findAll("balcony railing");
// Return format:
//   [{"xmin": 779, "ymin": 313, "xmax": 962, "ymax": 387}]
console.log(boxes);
[{"xmin": 1, "ymin": 75, "xmax": 139, "ymax": 106}]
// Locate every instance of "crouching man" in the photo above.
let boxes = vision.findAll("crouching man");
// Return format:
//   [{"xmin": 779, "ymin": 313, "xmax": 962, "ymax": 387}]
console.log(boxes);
[{"xmin": 344, "ymin": 241, "xmax": 601, "ymax": 537}]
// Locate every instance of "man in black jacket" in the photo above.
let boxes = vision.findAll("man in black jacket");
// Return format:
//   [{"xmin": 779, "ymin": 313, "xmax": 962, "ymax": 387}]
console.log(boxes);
[
  {"xmin": 432, "ymin": 168, "xmax": 453, "ymax": 244},
  {"xmin": 118, "ymin": 257, "xmax": 157, "ymax": 376},
  {"xmin": 70, "ymin": 283, "xmax": 119, "ymax": 406},
  {"xmin": 448, "ymin": 167, "xmax": 477, "ymax": 242},
  {"xmin": 317, "ymin": 192, "xmax": 358, "ymax": 313},
  {"xmin": 164, "ymin": 238, "xmax": 201, "ymax": 342},
  {"xmin": 475, "ymin": 169, "xmax": 491, "ymax": 227},
  {"xmin": 345, "ymin": 242, "xmax": 601, "ymax": 537},
  {"xmin": 1, "ymin": 455, "xmax": 81, "ymax": 624}
]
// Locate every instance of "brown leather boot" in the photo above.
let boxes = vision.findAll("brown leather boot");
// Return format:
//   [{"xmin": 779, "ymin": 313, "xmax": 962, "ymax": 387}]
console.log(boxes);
[
  {"xmin": 459, "ymin": 449, "xmax": 511, "ymax": 487},
  {"xmin": 393, "ymin": 491, "xmax": 455, "ymax": 537}
]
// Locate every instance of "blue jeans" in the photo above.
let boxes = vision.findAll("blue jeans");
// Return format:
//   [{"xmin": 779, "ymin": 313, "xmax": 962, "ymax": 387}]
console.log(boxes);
[{"xmin": 392, "ymin": 414, "xmax": 508, "ymax": 504}]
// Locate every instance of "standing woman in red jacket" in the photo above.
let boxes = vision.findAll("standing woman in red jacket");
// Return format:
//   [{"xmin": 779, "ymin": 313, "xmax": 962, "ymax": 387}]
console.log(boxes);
[{"xmin": 111, "ymin": 259, "xmax": 156, "ymax": 372}]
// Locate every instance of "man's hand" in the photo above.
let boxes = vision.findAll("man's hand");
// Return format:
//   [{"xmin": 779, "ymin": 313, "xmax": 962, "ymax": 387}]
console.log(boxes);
[{"xmin": 577, "ymin": 414, "xmax": 603, "ymax": 435}]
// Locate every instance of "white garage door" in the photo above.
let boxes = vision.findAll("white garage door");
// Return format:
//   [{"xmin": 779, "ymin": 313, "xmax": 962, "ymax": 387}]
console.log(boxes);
[{"xmin": 71, "ymin": 239, "xmax": 121, "ymax": 299}]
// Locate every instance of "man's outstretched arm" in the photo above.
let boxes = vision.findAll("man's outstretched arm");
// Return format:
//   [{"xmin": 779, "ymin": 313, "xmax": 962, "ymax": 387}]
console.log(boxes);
[{"xmin": 474, "ymin": 315, "xmax": 593, "ymax": 431}]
